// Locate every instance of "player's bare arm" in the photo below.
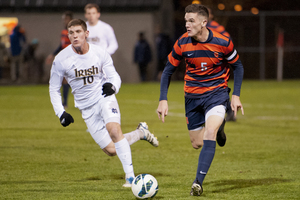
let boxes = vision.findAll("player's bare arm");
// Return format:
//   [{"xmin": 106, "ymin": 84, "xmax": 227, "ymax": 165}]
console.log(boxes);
[
  {"xmin": 231, "ymin": 95, "xmax": 244, "ymax": 117},
  {"xmin": 157, "ymin": 100, "xmax": 168, "ymax": 123}
]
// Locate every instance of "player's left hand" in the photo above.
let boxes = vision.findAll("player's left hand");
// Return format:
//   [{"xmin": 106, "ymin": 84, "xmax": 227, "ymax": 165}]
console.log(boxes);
[
  {"xmin": 60, "ymin": 111, "xmax": 74, "ymax": 127},
  {"xmin": 102, "ymin": 82, "xmax": 115, "ymax": 97},
  {"xmin": 231, "ymin": 95, "xmax": 244, "ymax": 117}
]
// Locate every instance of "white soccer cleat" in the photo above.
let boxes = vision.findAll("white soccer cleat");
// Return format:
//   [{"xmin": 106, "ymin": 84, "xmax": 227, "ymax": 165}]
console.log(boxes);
[
  {"xmin": 122, "ymin": 177, "xmax": 134, "ymax": 188},
  {"xmin": 190, "ymin": 180, "xmax": 203, "ymax": 196},
  {"xmin": 137, "ymin": 122, "xmax": 159, "ymax": 147}
]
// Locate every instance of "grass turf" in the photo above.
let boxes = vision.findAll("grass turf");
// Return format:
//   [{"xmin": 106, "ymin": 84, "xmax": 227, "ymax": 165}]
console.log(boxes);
[{"xmin": 0, "ymin": 80, "xmax": 299, "ymax": 199}]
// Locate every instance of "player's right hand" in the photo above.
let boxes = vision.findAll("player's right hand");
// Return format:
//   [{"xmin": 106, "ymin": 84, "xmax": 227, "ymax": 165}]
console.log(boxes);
[
  {"xmin": 60, "ymin": 111, "xmax": 74, "ymax": 127},
  {"xmin": 157, "ymin": 100, "xmax": 168, "ymax": 123}
]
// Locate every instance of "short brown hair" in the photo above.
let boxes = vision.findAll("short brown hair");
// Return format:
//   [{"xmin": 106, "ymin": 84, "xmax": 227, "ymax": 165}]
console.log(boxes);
[
  {"xmin": 84, "ymin": 3, "xmax": 100, "ymax": 13},
  {"xmin": 67, "ymin": 19, "xmax": 87, "ymax": 31},
  {"xmin": 185, "ymin": 4, "xmax": 209, "ymax": 19}
]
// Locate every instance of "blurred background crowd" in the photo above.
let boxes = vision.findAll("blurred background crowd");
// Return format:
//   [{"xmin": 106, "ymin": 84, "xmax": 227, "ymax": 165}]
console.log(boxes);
[{"xmin": 0, "ymin": 0, "xmax": 299, "ymax": 84}]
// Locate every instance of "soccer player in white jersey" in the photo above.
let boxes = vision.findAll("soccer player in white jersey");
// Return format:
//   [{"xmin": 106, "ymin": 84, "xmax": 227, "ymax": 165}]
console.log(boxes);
[
  {"xmin": 84, "ymin": 3, "xmax": 118, "ymax": 55},
  {"xmin": 49, "ymin": 19, "xmax": 159, "ymax": 187}
]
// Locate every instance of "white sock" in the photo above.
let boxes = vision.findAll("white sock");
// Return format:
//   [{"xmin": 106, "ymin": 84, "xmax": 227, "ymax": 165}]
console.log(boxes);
[
  {"xmin": 115, "ymin": 138, "xmax": 134, "ymax": 177},
  {"xmin": 124, "ymin": 130, "xmax": 142, "ymax": 145}
]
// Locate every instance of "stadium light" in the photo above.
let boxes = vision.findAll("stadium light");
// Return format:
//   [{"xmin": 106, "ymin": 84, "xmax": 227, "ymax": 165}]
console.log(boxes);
[
  {"xmin": 251, "ymin": 7, "xmax": 259, "ymax": 15},
  {"xmin": 234, "ymin": 4, "xmax": 243, "ymax": 12},
  {"xmin": 218, "ymin": 3, "xmax": 225, "ymax": 10},
  {"xmin": 192, "ymin": 0, "xmax": 201, "ymax": 4}
]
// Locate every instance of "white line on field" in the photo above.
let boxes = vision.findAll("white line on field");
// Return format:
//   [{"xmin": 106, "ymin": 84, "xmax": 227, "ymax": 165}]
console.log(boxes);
[
  {"xmin": 256, "ymin": 116, "xmax": 299, "ymax": 120},
  {"xmin": 243, "ymin": 103, "xmax": 296, "ymax": 109}
]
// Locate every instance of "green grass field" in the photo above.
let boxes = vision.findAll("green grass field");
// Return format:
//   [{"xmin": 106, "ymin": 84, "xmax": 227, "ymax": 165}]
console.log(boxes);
[{"xmin": 0, "ymin": 80, "xmax": 299, "ymax": 199}]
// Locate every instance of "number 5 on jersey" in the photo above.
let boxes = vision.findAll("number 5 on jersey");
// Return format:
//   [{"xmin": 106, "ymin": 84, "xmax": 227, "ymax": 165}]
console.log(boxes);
[{"xmin": 201, "ymin": 62, "xmax": 207, "ymax": 71}]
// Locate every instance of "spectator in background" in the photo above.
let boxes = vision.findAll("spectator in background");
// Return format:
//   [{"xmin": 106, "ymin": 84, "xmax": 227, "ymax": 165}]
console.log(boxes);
[
  {"xmin": 155, "ymin": 26, "xmax": 173, "ymax": 81},
  {"xmin": 134, "ymin": 32, "xmax": 152, "ymax": 82},
  {"xmin": 0, "ymin": 36, "xmax": 8, "ymax": 80},
  {"xmin": 24, "ymin": 38, "xmax": 39, "ymax": 82},
  {"xmin": 46, "ymin": 11, "xmax": 73, "ymax": 109},
  {"xmin": 10, "ymin": 25, "xmax": 26, "ymax": 82},
  {"xmin": 84, "ymin": 3, "xmax": 118, "ymax": 55}
]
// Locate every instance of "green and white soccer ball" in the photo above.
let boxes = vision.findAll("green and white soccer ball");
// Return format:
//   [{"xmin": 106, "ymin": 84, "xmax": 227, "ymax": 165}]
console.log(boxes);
[{"xmin": 131, "ymin": 174, "xmax": 159, "ymax": 199}]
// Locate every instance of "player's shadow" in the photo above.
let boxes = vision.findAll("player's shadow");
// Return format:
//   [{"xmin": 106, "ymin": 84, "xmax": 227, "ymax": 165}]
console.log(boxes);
[
  {"xmin": 206, "ymin": 178, "xmax": 291, "ymax": 193},
  {"xmin": 82, "ymin": 172, "xmax": 168, "ymax": 183}
]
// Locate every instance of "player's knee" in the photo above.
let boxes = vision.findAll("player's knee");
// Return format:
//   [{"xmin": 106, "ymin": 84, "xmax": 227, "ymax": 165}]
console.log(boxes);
[
  {"xmin": 107, "ymin": 123, "xmax": 122, "ymax": 142},
  {"xmin": 102, "ymin": 147, "xmax": 116, "ymax": 156},
  {"xmin": 190, "ymin": 135, "xmax": 203, "ymax": 149},
  {"xmin": 192, "ymin": 141, "xmax": 203, "ymax": 149}
]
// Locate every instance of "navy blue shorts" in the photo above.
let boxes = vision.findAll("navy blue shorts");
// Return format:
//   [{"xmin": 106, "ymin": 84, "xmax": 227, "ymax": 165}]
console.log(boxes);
[{"xmin": 185, "ymin": 89, "xmax": 230, "ymax": 130}]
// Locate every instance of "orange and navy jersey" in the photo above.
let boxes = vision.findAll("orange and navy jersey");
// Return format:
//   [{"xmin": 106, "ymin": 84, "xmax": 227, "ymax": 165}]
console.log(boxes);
[
  {"xmin": 61, "ymin": 29, "xmax": 71, "ymax": 49},
  {"xmin": 161, "ymin": 29, "xmax": 240, "ymax": 99},
  {"xmin": 53, "ymin": 29, "xmax": 71, "ymax": 55},
  {"xmin": 207, "ymin": 20, "xmax": 230, "ymax": 37}
]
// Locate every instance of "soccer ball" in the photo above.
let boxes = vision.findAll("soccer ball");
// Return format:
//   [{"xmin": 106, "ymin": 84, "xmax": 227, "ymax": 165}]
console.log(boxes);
[{"xmin": 131, "ymin": 174, "xmax": 159, "ymax": 199}]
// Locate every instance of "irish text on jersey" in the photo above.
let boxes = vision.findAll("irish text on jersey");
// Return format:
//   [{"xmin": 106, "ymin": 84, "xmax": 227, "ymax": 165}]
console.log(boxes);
[
  {"xmin": 74, "ymin": 66, "xmax": 99, "ymax": 78},
  {"xmin": 75, "ymin": 66, "xmax": 99, "ymax": 85}
]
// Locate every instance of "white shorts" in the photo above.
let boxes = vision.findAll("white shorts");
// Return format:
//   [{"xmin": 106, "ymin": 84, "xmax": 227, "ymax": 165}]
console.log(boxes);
[
  {"xmin": 205, "ymin": 105, "xmax": 226, "ymax": 121},
  {"xmin": 81, "ymin": 95, "xmax": 121, "ymax": 149},
  {"xmin": 190, "ymin": 105, "xmax": 226, "ymax": 131}
]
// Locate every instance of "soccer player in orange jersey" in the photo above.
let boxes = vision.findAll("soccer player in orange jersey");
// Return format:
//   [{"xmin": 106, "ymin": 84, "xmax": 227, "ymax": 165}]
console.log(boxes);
[
  {"xmin": 156, "ymin": 4, "xmax": 244, "ymax": 196},
  {"xmin": 206, "ymin": 7, "xmax": 230, "ymax": 37}
]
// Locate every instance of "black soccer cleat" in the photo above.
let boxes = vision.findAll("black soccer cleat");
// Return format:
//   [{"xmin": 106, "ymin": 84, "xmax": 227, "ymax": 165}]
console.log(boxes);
[
  {"xmin": 216, "ymin": 119, "xmax": 226, "ymax": 147},
  {"xmin": 226, "ymin": 109, "xmax": 236, "ymax": 122},
  {"xmin": 190, "ymin": 180, "xmax": 203, "ymax": 196}
]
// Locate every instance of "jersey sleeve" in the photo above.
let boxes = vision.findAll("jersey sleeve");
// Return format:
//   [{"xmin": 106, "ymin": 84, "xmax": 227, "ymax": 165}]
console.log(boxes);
[
  {"xmin": 49, "ymin": 58, "xmax": 65, "ymax": 118},
  {"xmin": 230, "ymin": 59, "xmax": 244, "ymax": 96},
  {"xmin": 105, "ymin": 25, "xmax": 118, "ymax": 55},
  {"xmin": 159, "ymin": 39, "xmax": 182, "ymax": 101},
  {"xmin": 102, "ymin": 51, "xmax": 121, "ymax": 93},
  {"xmin": 168, "ymin": 39, "xmax": 183, "ymax": 67},
  {"xmin": 224, "ymin": 39, "xmax": 244, "ymax": 96},
  {"xmin": 224, "ymin": 39, "xmax": 239, "ymax": 64},
  {"xmin": 159, "ymin": 61, "xmax": 177, "ymax": 101}
]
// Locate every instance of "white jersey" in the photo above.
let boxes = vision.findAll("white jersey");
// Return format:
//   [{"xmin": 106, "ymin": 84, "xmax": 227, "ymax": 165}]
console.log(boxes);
[
  {"xmin": 49, "ymin": 44, "xmax": 121, "ymax": 118},
  {"xmin": 86, "ymin": 20, "xmax": 118, "ymax": 55}
]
